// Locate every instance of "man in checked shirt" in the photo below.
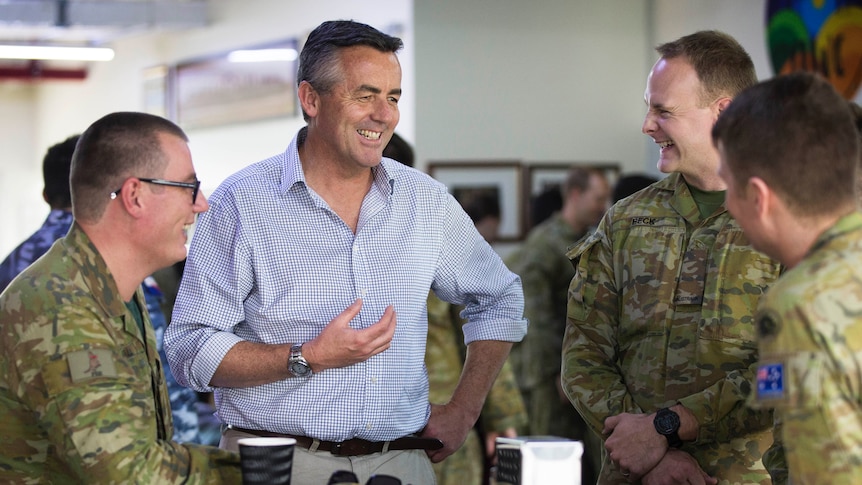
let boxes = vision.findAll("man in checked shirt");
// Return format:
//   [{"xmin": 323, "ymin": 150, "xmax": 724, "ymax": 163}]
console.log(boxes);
[{"xmin": 165, "ymin": 19, "xmax": 527, "ymax": 484}]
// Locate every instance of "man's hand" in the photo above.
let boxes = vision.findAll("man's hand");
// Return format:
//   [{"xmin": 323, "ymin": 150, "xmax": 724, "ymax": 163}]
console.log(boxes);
[
  {"xmin": 304, "ymin": 299, "xmax": 397, "ymax": 372},
  {"xmin": 603, "ymin": 412, "xmax": 667, "ymax": 479},
  {"xmin": 421, "ymin": 340, "xmax": 513, "ymax": 463},
  {"xmin": 209, "ymin": 300, "xmax": 396, "ymax": 388},
  {"xmin": 641, "ymin": 449, "xmax": 717, "ymax": 485},
  {"xmin": 420, "ymin": 402, "xmax": 474, "ymax": 463}
]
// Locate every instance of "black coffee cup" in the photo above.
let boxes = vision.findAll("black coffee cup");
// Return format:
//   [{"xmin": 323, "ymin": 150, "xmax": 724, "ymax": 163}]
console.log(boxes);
[{"xmin": 238, "ymin": 437, "xmax": 296, "ymax": 485}]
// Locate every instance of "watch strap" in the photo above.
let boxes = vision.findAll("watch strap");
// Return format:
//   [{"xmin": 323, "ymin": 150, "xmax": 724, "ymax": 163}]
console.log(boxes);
[{"xmin": 288, "ymin": 343, "xmax": 312, "ymax": 377}]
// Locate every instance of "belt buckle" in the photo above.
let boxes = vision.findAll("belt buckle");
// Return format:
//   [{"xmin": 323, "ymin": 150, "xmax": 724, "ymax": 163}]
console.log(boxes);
[{"xmin": 331, "ymin": 439, "xmax": 371, "ymax": 456}]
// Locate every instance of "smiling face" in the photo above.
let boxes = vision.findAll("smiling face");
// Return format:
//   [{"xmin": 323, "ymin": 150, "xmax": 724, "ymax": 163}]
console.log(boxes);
[
  {"xmin": 643, "ymin": 57, "xmax": 725, "ymax": 180},
  {"xmin": 143, "ymin": 132, "xmax": 209, "ymax": 267},
  {"xmin": 306, "ymin": 45, "xmax": 402, "ymax": 173}
]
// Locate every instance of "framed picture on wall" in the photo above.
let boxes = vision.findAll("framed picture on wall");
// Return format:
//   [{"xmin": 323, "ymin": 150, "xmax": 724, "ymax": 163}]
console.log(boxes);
[
  {"xmin": 428, "ymin": 161, "xmax": 523, "ymax": 242},
  {"xmin": 523, "ymin": 162, "xmax": 620, "ymax": 230},
  {"xmin": 174, "ymin": 38, "xmax": 299, "ymax": 129}
]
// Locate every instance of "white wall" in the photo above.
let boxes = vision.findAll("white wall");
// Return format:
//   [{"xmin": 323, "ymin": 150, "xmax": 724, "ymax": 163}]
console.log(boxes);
[
  {"xmin": 0, "ymin": 84, "xmax": 41, "ymax": 255},
  {"xmin": 652, "ymin": 0, "xmax": 771, "ymax": 80},
  {"xmin": 0, "ymin": 0, "xmax": 413, "ymax": 257},
  {"xmin": 414, "ymin": 0, "xmax": 788, "ymax": 176},
  {"xmin": 414, "ymin": 0, "xmax": 651, "ymax": 173}
]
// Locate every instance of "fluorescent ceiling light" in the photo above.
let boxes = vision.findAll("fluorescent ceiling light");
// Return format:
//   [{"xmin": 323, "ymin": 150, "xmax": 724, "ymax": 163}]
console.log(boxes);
[
  {"xmin": 0, "ymin": 45, "xmax": 115, "ymax": 61},
  {"xmin": 227, "ymin": 48, "xmax": 297, "ymax": 63}
]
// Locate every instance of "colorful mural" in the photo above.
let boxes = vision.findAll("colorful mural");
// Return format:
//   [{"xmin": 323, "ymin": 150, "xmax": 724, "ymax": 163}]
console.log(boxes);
[{"xmin": 767, "ymin": 0, "xmax": 862, "ymax": 98}]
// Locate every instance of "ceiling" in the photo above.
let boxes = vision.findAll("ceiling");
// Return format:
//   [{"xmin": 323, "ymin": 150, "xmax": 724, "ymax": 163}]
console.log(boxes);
[
  {"xmin": 0, "ymin": 0, "xmax": 208, "ymax": 79},
  {"xmin": 0, "ymin": 0, "xmax": 208, "ymax": 46}
]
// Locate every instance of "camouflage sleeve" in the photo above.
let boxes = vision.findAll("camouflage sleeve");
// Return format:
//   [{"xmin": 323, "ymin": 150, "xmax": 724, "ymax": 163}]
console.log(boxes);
[
  {"xmin": 39, "ymin": 349, "xmax": 240, "ymax": 484},
  {"xmin": 677, "ymin": 358, "xmax": 773, "ymax": 446},
  {"xmin": 481, "ymin": 358, "xmax": 528, "ymax": 433},
  {"xmin": 1, "ymin": 300, "xmax": 240, "ymax": 483},
  {"xmin": 755, "ymin": 305, "xmax": 862, "ymax": 483},
  {"xmin": 561, "ymin": 226, "xmax": 644, "ymax": 436}
]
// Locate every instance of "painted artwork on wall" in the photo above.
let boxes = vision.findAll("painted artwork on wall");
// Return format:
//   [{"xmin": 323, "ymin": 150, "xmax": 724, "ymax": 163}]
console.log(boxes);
[{"xmin": 766, "ymin": 0, "xmax": 862, "ymax": 98}]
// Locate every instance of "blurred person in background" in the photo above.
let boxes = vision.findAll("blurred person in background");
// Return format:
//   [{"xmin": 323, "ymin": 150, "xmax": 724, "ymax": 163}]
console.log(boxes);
[
  {"xmin": 386, "ymin": 133, "xmax": 528, "ymax": 485},
  {"xmin": 506, "ymin": 166, "xmax": 610, "ymax": 485}
]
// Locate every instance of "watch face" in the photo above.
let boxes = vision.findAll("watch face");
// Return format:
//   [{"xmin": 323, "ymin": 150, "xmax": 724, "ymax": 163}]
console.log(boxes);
[
  {"xmin": 289, "ymin": 361, "xmax": 311, "ymax": 377},
  {"xmin": 655, "ymin": 410, "xmax": 680, "ymax": 435}
]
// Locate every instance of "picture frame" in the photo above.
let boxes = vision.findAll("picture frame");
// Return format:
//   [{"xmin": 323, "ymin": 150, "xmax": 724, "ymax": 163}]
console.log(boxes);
[
  {"xmin": 523, "ymin": 162, "xmax": 620, "ymax": 230},
  {"xmin": 142, "ymin": 64, "xmax": 171, "ymax": 119},
  {"xmin": 427, "ymin": 161, "xmax": 523, "ymax": 242},
  {"xmin": 174, "ymin": 38, "xmax": 299, "ymax": 129}
]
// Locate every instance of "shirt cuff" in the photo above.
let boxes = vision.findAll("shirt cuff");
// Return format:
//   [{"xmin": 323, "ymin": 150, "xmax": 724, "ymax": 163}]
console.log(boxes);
[{"xmin": 189, "ymin": 331, "xmax": 244, "ymax": 391}]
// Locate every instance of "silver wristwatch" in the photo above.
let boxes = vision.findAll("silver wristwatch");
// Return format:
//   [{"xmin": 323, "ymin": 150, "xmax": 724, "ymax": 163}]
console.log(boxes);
[{"xmin": 288, "ymin": 344, "xmax": 312, "ymax": 377}]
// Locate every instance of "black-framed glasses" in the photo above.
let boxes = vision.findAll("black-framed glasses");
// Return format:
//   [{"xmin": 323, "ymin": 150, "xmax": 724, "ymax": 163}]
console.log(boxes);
[{"xmin": 110, "ymin": 177, "xmax": 201, "ymax": 204}]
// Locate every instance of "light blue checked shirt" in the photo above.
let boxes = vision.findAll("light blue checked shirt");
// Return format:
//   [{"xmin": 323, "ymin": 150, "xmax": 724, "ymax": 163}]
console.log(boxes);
[{"xmin": 166, "ymin": 130, "xmax": 527, "ymax": 442}]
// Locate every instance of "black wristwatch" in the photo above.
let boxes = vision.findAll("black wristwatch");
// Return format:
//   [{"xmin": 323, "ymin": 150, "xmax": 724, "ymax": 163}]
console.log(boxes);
[
  {"xmin": 288, "ymin": 344, "xmax": 312, "ymax": 377},
  {"xmin": 653, "ymin": 408, "xmax": 683, "ymax": 448}
]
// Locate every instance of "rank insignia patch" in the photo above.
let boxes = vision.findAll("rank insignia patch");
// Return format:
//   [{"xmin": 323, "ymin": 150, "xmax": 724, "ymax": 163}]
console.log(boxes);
[{"xmin": 67, "ymin": 348, "xmax": 118, "ymax": 382}]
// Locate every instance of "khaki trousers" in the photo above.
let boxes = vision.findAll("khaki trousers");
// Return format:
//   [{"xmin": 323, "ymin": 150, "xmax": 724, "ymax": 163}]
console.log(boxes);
[{"xmin": 222, "ymin": 426, "xmax": 437, "ymax": 484}]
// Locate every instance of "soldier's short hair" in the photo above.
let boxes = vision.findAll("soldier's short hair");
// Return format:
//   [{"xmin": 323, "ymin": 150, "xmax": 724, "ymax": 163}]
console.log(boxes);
[
  {"xmin": 712, "ymin": 72, "xmax": 859, "ymax": 216},
  {"xmin": 563, "ymin": 166, "xmax": 605, "ymax": 196},
  {"xmin": 656, "ymin": 30, "xmax": 756, "ymax": 107},
  {"xmin": 70, "ymin": 112, "xmax": 188, "ymax": 223}
]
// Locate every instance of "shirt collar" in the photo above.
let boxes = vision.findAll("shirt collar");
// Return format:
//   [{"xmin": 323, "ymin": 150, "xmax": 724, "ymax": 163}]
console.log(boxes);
[
  {"xmin": 808, "ymin": 211, "xmax": 862, "ymax": 256},
  {"xmin": 281, "ymin": 126, "xmax": 397, "ymax": 199}
]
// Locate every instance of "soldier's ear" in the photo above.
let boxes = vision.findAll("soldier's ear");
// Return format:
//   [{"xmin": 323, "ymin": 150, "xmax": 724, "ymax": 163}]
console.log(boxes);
[
  {"xmin": 112, "ymin": 177, "xmax": 146, "ymax": 218},
  {"xmin": 747, "ymin": 176, "xmax": 771, "ymax": 220}
]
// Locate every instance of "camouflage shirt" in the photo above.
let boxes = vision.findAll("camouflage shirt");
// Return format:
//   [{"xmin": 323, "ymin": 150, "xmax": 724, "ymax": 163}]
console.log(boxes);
[
  {"xmin": 506, "ymin": 212, "xmax": 587, "ymax": 389},
  {"xmin": 0, "ymin": 223, "xmax": 239, "ymax": 484},
  {"xmin": 751, "ymin": 212, "xmax": 862, "ymax": 485},
  {"xmin": 562, "ymin": 172, "xmax": 782, "ymax": 483}
]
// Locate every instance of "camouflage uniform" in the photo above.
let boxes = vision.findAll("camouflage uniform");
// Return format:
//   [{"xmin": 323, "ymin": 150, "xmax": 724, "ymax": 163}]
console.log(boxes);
[
  {"xmin": 751, "ymin": 212, "xmax": 862, "ymax": 485},
  {"xmin": 0, "ymin": 223, "xmax": 239, "ymax": 484},
  {"xmin": 426, "ymin": 292, "xmax": 527, "ymax": 485},
  {"xmin": 505, "ymin": 212, "xmax": 602, "ymax": 483},
  {"xmin": 0, "ymin": 208, "xmax": 209, "ymax": 446},
  {"xmin": 563, "ymin": 173, "xmax": 782, "ymax": 484}
]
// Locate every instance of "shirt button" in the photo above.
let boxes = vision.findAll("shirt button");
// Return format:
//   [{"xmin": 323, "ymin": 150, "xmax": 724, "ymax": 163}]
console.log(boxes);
[
  {"xmin": 371, "ymin": 377, "xmax": 377, "ymax": 384},
  {"xmin": 360, "ymin": 288, "xmax": 368, "ymax": 298},
  {"xmin": 366, "ymin": 424, "xmax": 373, "ymax": 430}
]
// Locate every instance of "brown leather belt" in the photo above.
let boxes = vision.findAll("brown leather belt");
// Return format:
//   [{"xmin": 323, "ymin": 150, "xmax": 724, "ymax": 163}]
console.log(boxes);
[{"xmin": 229, "ymin": 426, "xmax": 444, "ymax": 457}]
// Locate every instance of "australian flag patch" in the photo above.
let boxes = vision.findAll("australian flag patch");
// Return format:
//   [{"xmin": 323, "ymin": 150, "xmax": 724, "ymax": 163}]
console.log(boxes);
[{"xmin": 756, "ymin": 363, "xmax": 784, "ymax": 400}]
